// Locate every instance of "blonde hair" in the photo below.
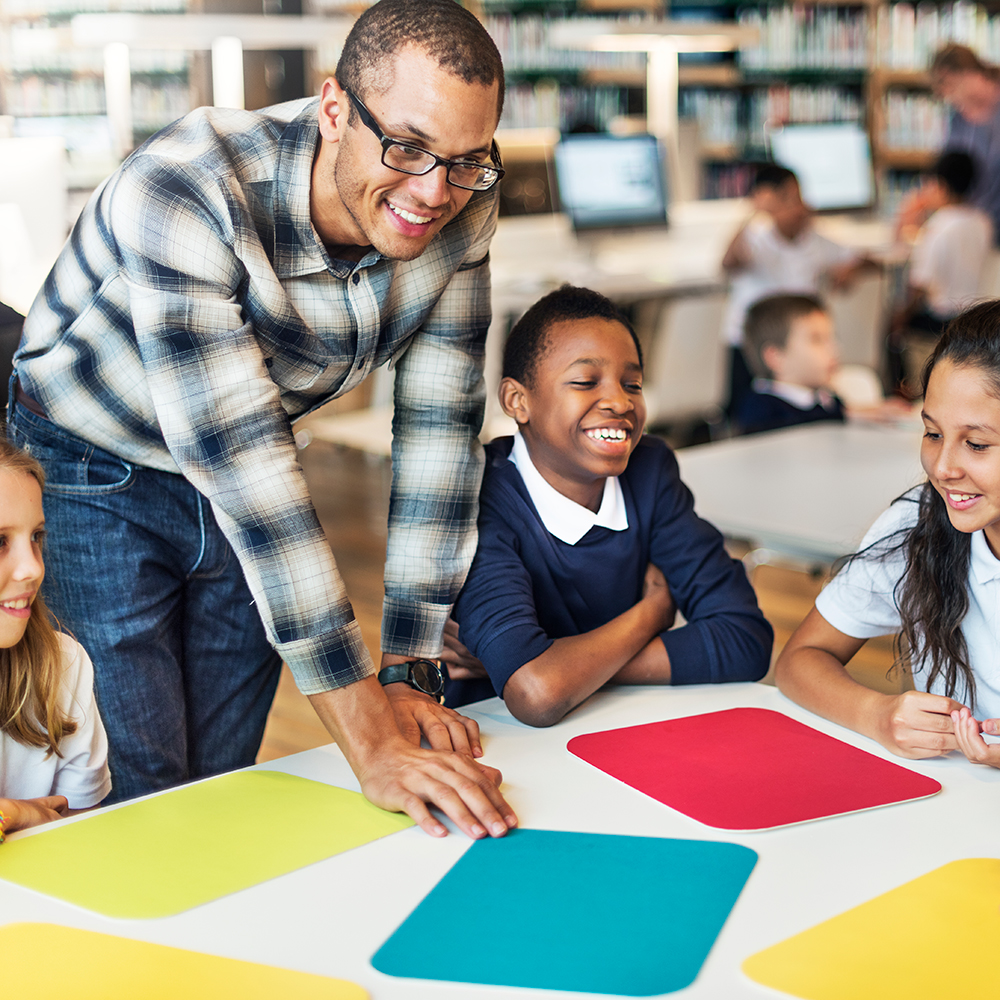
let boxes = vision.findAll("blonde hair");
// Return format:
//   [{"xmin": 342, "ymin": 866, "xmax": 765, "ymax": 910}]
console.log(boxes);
[{"xmin": 0, "ymin": 439, "xmax": 76, "ymax": 756}]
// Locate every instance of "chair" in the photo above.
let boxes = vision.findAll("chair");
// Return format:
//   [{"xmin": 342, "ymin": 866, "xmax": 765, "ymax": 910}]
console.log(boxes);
[
  {"xmin": 641, "ymin": 290, "xmax": 728, "ymax": 433},
  {"xmin": 824, "ymin": 271, "xmax": 888, "ymax": 371}
]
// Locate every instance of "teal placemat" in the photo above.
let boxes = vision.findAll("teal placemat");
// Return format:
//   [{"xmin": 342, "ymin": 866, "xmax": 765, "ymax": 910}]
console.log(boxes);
[{"xmin": 372, "ymin": 828, "xmax": 757, "ymax": 995}]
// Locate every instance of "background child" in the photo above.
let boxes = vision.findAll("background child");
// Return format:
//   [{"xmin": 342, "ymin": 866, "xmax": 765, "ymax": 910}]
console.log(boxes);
[
  {"xmin": 891, "ymin": 151, "xmax": 993, "ymax": 393},
  {"xmin": 737, "ymin": 294, "xmax": 846, "ymax": 436},
  {"xmin": 721, "ymin": 164, "xmax": 866, "ymax": 414},
  {"xmin": 449, "ymin": 285, "xmax": 772, "ymax": 725},
  {"xmin": 775, "ymin": 298, "xmax": 1000, "ymax": 768},
  {"xmin": 0, "ymin": 439, "xmax": 110, "ymax": 840}
]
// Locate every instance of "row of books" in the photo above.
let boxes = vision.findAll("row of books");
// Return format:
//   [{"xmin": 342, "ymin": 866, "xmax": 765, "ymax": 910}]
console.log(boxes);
[
  {"xmin": 130, "ymin": 78, "xmax": 190, "ymax": 130},
  {"xmin": 0, "ymin": 0, "xmax": 184, "ymax": 15},
  {"xmin": 680, "ymin": 85, "xmax": 862, "ymax": 149},
  {"xmin": 3, "ymin": 73, "xmax": 187, "ymax": 123},
  {"xmin": 499, "ymin": 80, "xmax": 627, "ymax": 131},
  {"xmin": 5, "ymin": 25, "xmax": 189, "ymax": 73},
  {"xmin": 876, "ymin": 1, "xmax": 1000, "ymax": 70},
  {"xmin": 484, "ymin": 14, "xmax": 646, "ymax": 74},
  {"xmin": 737, "ymin": 6, "xmax": 868, "ymax": 71},
  {"xmin": 882, "ymin": 90, "xmax": 948, "ymax": 149}
]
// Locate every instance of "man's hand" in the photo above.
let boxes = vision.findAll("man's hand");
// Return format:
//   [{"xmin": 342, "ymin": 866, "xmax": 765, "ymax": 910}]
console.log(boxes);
[
  {"xmin": 439, "ymin": 617, "xmax": 489, "ymax": 680},
  {"xmin": 383, "ymin": 680, "xmax": 484, "ymax": 758},
  {"xmin": 308, "ymin": 676, "xmax": 518, "ymax": 840},
  {"xmin": 642, "ymin": 563, "xmax": 676, "ymax": 633}
]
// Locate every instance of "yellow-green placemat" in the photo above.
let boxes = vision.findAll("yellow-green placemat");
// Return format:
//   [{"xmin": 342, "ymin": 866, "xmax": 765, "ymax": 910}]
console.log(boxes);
[
  {"xmin": 0, "ymin": 923, "xmax": 367, "ymax": 998},
  {"xmin": 0, "ymin": 770, "xmax": 413, "ymax": 918}
]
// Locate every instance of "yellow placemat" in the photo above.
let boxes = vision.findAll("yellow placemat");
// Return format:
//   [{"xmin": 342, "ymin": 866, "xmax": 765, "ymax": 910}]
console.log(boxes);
[
  {"xmin": 0, "ymin": 923, "xmax": 366, "ymax": 999},
  {"xmin": 0, "ymin": 770, "xmax": 413, "ymax": 918},
  {"xmin": 743, "ymin": 858, "xmax": 1000, "ymax": 1000}
]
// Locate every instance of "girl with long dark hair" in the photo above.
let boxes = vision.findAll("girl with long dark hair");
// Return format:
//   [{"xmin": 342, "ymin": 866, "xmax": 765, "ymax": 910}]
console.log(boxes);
[{"xmin": 776, "ymin": 299, "xmax": 1000, "ymax": 769}]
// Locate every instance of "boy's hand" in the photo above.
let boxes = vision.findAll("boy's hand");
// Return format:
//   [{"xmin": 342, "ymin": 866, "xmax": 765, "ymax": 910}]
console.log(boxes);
[
  {"xmin": 642, "ymin": 563, "xmax": 676, "ymax": 633},
  {"xmin": 440, "ymin": 617, "xmax": 489, "ymax": 680},
  {"xmin": 0, "ymin": 795, "xmax": 70, "ymax": 834}
]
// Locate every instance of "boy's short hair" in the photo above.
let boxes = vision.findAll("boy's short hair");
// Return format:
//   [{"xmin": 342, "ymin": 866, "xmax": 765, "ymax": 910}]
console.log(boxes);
[
  {"xmin": 749, "ymin": 163, "xmax": 798, "ymax": 194},
  {"xmin": 742, "ymin": 293, "xmax": 828, "ymax": 379},
  {"xmin": 933, "ymin": 150, "xmax": 977, "ymax": 198},
  {"xmin": 503, "ymin": 285, "xmax": 643, "ymax": 387}
]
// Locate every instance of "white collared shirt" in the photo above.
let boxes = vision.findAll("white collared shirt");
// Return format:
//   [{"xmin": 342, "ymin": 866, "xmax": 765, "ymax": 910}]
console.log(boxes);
[
  {"xmin": 509, "ymin": 431, "xmax": 628, "ymax": 546},
  {"xmin": 816, "ymin": 490, "xmax": 1000, "ymax": 719},
  {"xmin": 752, "ymin": 378, "xmax": 839, "ymax": 412}
]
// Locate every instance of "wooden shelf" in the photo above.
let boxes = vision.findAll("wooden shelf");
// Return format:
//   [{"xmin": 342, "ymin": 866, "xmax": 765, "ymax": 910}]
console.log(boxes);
[
  {"xmin": 581, "ymin": 66, "xmax": 646, "ymax": 87},
  {"xmin": 872, "ymin": 68, "xmax": 933, "ymax": 88},
  {"xmin": 876, "ymin": 147, "xmax": 936, "ymax": 170},
  {"xmin": 678, "ymin": 65, "xmax": 741, "ymax": 87}
]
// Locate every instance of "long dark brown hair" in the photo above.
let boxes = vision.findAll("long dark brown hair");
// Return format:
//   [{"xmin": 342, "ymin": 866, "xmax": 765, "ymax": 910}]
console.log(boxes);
[
  {"xmin": 877, "ymin": 300, "xmax": 1000, "ymax": 706},
  {"xmin": 0, "ymin": 439, "xmax": 76, "ymax": 756}
]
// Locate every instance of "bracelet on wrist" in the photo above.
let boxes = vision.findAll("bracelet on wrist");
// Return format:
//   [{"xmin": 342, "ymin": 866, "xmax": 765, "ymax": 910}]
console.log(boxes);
[{"xmin": 0, "ymin": 808, "xmax": 8, "ymax": 844}]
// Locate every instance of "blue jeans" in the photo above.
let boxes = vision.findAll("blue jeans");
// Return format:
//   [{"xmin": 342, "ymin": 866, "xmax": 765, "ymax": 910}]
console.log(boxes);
[{"xmin": 7, "ymin": 402, "xmax": 282, "ymax": 803}]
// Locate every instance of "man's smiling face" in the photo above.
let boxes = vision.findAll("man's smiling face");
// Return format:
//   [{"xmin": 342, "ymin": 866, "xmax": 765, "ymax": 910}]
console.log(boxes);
[{"xmin": 312, "ymin": 44, "xmax": 500, "ymax": 260}]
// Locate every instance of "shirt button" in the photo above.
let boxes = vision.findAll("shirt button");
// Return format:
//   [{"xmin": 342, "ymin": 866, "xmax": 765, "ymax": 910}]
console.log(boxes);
[{"xmin": 352, "ymin": 272, "xmax": 360, "ymax": 285}]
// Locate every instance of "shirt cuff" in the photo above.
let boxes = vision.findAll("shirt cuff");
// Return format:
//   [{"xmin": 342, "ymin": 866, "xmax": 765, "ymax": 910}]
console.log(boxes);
[
  {"xmin": 277, "ymin": 619, "xmax": 376, "ymax": 696},
  {"xmin": 381, "ymin": 597, "xmax": 453, "ymax": 659},
  {"xmin": 662, "ymin": 625, "xmax": 715, "ymax": 686}
]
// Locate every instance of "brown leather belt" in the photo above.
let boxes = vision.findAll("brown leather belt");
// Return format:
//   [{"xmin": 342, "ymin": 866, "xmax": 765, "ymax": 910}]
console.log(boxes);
[{"xmin": 14, "ymin": 380, "xmax": 47, "ymax": 419}]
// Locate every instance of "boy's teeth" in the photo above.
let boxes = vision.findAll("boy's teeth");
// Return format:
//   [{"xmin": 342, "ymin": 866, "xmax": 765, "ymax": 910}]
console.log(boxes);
[
  {"xmin": 586, "ymin": 428, "xmax": 627, "ymax": 441},
  {"xmin": 389, "ymin": 203, "xmax": 432, "ymax": 225}
]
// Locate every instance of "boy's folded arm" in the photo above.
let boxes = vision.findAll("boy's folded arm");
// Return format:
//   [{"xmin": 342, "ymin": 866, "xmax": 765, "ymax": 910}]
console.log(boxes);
[{"xmin": 503, "ymin": 584, "xmax": 674, "ymax": 728}]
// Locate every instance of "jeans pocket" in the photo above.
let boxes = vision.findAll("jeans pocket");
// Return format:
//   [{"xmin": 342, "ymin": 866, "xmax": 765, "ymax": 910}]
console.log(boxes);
[{"xmin": 11, "ymin": 411, "xmax": 136, "ymax": 495}]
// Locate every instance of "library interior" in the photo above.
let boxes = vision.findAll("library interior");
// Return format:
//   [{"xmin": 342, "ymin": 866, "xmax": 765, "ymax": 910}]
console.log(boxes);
[{"xmin": 0, "ymin": 0, "xmax": 999, "ymax": 997}]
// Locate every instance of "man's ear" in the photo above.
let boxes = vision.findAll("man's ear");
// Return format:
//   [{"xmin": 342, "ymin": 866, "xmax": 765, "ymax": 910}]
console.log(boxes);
[
  {"xmin": 318, "ymin": 77, "xmax": 348, "ymax": 143},
  {"xmin": 499, "ymin": 377, "xmax": 531, "ymax": 425}
]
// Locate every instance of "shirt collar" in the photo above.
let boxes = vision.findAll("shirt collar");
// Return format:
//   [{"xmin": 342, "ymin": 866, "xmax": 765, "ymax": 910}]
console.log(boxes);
[
  {"xmin": 271, "ymin": 99, "xmax": 384, "ymax": 280},
  {"xmin": 752, "ymin": 378, "xmax": 836, "ymax": 411},
  {"xmin": 509, "ymin": 430, "xmax": 628, "ymax": 545},
  {"xmin": 971, "ymin": 528, "xmax": 1000, "ymax": 584}
]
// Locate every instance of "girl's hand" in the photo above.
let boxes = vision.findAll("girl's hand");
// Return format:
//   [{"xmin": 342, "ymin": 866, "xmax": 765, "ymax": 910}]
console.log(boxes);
[
  {"xmin": 951, "ymin": 707, "xmax": 1000, "ymax": 769},
  {"xmin": 874, "ymin": 690, "xmax": 964, "ymax": 758},
  {"xmin": 0, "ymin": 795, "xmax": 70, "ymax": 835}
]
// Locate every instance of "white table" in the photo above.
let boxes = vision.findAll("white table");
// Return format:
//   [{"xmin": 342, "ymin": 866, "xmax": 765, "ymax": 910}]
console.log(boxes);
[
  {"xmin": 1, "ymin": 681, "xmax": 996, "ymax": 998},
  {"xmin": 676, "ymin": 421, "xmax": 927, "ymax": 564}
]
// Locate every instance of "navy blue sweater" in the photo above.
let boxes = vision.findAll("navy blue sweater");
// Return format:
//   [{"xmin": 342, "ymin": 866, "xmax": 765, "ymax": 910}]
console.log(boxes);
[
  {"xmin": 451, "ymin": 436, "xmax": 772, "ymax": 703},
  {"xmin": 737, "ymin": 387, "xmax": 845, "ymax": 436}
]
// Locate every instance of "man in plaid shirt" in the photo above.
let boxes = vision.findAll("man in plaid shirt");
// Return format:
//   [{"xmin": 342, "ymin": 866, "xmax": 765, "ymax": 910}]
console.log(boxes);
[{"xmin": 9, "ymin": 0, "xmax": 517, "ymax": 839}]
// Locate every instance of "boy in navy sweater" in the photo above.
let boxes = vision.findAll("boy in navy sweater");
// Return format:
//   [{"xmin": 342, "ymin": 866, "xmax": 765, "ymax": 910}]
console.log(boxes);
[
  {"xmin": 736, "ymin": 293, "xmax": 847, "ymax": 436},
  {"xmin": 448, "ymin": 286, "xmax": 772, "ymax": 725}
]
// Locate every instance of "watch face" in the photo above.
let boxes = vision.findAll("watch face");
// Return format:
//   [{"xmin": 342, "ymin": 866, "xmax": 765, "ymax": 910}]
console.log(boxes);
[{"xmin": 410, "ymin": 659, "xmax": 443, "ymax": 695}]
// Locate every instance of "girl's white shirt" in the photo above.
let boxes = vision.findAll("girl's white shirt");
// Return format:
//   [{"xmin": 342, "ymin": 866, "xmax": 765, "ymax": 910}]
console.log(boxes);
[
  {"xmin": 816, "ymin": 487, "xmax": 1000, "ymax": 720},
  {"xmin": 0, "ymin": 633, "xmax": 111, "ymax": 808}
]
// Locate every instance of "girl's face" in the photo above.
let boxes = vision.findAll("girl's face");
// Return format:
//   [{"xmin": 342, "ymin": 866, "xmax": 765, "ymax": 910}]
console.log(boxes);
[
  {"xmin": 921, "ymin": 358, "xmax": 1000, "ymax": 557},
  {"xmin": 0, "ymin": 469, "xmax": 45, "ymax": 648}
]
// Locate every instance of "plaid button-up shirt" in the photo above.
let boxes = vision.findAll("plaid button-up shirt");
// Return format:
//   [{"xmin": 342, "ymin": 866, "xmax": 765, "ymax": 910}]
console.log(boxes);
[{"xmin": 16, "ymin": 98, "xmax": 496, "ymax": 694}]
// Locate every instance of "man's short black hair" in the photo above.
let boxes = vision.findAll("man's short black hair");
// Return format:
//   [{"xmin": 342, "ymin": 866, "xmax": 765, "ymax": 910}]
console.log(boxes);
[
  {"xmin": 336, "ymin": 0, "xmax": 504, "ymax": 119},
  {"xmin": 750, "ymin": 163, "xmax": 798, "ymax": 193},
  {"xmin": 503, "ymin": 285, "xmax": 642, "ymax": 387},
  {"xmin": 743, "ymin": 293, "xmax": 828, "ymax": 379},
  {"xmin": 933, "ymin": 149, "xmax": 977, "ymax": 198}
]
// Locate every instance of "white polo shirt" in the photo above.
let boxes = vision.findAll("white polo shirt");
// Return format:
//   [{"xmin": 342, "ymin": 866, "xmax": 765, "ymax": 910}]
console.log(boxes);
[
  {"xmin": 0, "ymin": 634, "xmax": 111, "ymax": 808},
  {"xmin": 816, "ymin": 488, "xmax": 1000, "ymax": 720},
  {"xmin": 723, "ymin": 218, "xmax": 858, "ymax": 346}
]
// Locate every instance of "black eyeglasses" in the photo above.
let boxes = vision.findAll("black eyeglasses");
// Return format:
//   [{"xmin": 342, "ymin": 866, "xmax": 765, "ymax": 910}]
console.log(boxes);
[{"xmin": 345, "ymin": 88, "xmax": 504, "ymax": 192}]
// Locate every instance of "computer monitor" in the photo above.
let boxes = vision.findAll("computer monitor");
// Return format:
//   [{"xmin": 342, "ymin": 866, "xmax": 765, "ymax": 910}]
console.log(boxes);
[
  {"xmin": 553, "ymin": 133, "xmax": 668, "ymax": 232},
  {"xmin": 768, "ymin": 122, "xmax": 874, "ymax": 212}
]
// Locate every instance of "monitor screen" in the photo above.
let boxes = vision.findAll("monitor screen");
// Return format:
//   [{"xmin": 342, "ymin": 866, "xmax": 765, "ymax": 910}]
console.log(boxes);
[
  {"xmin": 553, "ymin": 133, "xmax": 668, "ymax": 231},
  {"xmin": 768, "ymin": 122, "xmax": 874, "ymax": 211}
]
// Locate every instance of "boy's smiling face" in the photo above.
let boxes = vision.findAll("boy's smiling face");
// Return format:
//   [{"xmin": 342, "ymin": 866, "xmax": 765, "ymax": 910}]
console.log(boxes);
[{"xmin": 501, "ymin": 316, "xmax": 646, "ymax": 512}]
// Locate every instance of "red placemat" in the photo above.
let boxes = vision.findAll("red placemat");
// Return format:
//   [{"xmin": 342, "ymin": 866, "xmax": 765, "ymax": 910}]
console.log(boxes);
[{"xmin": 567, "ymin": 707, "xmax": 941, "ymax": 830}]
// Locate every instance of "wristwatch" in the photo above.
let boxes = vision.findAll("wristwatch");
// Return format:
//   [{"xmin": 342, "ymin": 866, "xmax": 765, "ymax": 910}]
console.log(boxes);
[{"xmin": 377, "ymin": 658, "xmax": 446, "ymax": 704}]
